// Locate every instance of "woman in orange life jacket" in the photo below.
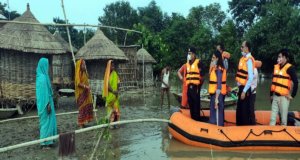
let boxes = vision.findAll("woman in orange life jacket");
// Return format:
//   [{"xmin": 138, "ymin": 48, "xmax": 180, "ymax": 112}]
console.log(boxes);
[
  {"xmin": 216, "ymin": 43, "xmax": 231, "ymax": 119},
  {"xmin": 270, "ymin": 49, "xmax": 298, "ymax": 126},
  {"xmin": 209, "ymin": 50, "xmax": 226, "ymax": 126}
]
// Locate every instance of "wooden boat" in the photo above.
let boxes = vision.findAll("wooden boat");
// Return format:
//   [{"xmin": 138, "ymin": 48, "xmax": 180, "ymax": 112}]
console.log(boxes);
[
  {"xmin": 0, "ymin": 108, "xmax": 17, "ymax": 119},
  {"xmin": 172, "ymin": 92, "xmax": 237, "ymax": 108},
  {"xmin": 168, "ymin": 109, "xmax": 300, "ymax": 151}
]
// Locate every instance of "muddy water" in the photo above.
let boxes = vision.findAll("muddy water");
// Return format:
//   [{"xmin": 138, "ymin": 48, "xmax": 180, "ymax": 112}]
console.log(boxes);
[{"xmin": 1, "ymin": 75, "xmax": 300, "ymax": 159}]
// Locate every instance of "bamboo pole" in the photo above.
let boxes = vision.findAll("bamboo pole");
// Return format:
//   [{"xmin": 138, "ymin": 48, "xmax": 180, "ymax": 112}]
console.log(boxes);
[
  {"xmin": 0, "ymin": 110, "xmax": 98, "ymax": 124},
  {"xmin": 89, "ymin": 129, "xmax": 104, "ymax": 160},
  {"xmin": 0, "ymin": 118, "xmax": 171, "ymax": 153},
  {"xmin": 61, "ymin": 0, "xmax": 76, "ymax": 66},
  {"xmin": 0, "ymin": 20, "xmax": 142, "ymax": 34}
]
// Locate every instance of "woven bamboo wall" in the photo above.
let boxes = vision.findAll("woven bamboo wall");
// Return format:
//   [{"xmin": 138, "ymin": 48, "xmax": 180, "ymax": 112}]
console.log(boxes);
[
  {"xmin": 0, "ymin": 50, "xmax": 69, "ymax": 105},
  {"xmin": 0, "ymin": 50, "xmax": 43, "ymax": 104},
  {"xmin": 85, "ymin": 60, "xmax": 106, "ymax": 95},
  {"xmin": 52, "ymin": 54, "xmax": 73, "ymax": 86},
  {"xmin": 118, "ymin": 47, "xmax": 138, "ymax": 90},
  {"xmin": 137, "ymin": 64, "xmax": 154, "ymax": 87}
]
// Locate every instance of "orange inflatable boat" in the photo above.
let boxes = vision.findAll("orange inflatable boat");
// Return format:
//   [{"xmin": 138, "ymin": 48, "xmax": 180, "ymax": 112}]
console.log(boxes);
[{"xmin": 169, "ymin": 109, "xmax": 300, "ymax": 151}]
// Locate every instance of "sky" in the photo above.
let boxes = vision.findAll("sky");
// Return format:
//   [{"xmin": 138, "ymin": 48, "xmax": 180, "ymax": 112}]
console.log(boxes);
[{"xmin": 3, "ymin": 0, "xmax": 230, "ymax": 25}]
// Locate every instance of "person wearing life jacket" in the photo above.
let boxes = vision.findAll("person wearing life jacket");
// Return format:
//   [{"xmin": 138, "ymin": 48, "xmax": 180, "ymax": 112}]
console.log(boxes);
[
  {"xmin": 270, "ymin": 49, "xmax": 298, "ymax": 126},
  {"xmin": 235, "ymin": 41, "xmax": 255, "ymax": 126},
  {"xmin": 216, "ymin": 43, "xmax": 231, "ymax": 70},
  {"xmin": 209, "ymin": 51, "xmax": 227, "ymax": 126},
  {"xmin": 186, "ymin": 47, "xmax": 205, "ymax": 121},
  {"xmin": 216, "ymin": 43, "xmax": 231, "ymax": 116},
  {"xmin": 177, "ymin": 53, "xmax": 189, "ymax": 109},
  {"xmin": 249, "ymin": 60, "xmax": 262, "ymax": 125}
]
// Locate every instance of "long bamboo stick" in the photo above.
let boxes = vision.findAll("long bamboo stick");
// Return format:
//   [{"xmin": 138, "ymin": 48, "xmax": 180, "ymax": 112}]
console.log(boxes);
[
  {"xmin": 0, "ymin": 20, "xmax": 142, "ymax": 34},
  {"xmin": 0, "ymin": 118, "xmax": 171, "ymax": 153},
  {"xmin": 61, "ymin": 0, "xmax": 76, "ymax": 66},
  {"xmin": 0, "ymin": 110, "xmax": 98, "ymax": 124}
]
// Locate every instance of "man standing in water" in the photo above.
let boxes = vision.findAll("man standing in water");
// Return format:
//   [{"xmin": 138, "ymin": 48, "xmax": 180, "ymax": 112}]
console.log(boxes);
[
  {"xmin": 161, "ymin": 66, "xmax": 170, "ymax": 107},
  {"xmin": 235, "ymin": 41, "xmax": 255, "ymax": 125},
  {"xmin": 186, "ymin": 47, "xmax": 205, "ymax": 121},
  {"xmin": 270, "ymin": 49, "xmax": 298, "ymax": 126}
]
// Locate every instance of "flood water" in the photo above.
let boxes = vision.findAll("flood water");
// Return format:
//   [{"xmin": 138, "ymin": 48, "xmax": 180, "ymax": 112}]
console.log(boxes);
[{"xmin": 115, "ymin": 75, "xmax": 300, "ymax": 160}]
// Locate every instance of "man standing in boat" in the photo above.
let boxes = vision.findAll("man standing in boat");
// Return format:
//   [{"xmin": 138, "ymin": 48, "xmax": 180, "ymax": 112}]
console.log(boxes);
[
  {"xmin": 249, "ymin": 60, "xmax": 262, "ymax": 125},
  {"xmin": 235, "ymin": 41, "xmax": 255, "ymax": 126},
  {"xmin": 186, "ymin": 47, "xmax": 205, "ymax": 121},
  {"xmin": 270, "ymin": 49, "xmax": 298, "ymax": 126}
]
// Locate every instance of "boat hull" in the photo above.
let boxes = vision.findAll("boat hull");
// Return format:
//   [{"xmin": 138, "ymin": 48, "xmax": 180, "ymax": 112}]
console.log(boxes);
[{"xmin": 169, "ymin": 109, "xmax": 300, "ymax": 151}]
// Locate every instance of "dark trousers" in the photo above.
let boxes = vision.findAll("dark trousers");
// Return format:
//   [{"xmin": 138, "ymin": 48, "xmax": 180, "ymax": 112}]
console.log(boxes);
[
  {"xmin": 187, "ymin": 84, "xmax": 201, "ymax": 121},
  {"xmin": 236, "ymin": 86, "xmax": 252, "ymax": 126},
  {"xmin": 209, "ymin": 94, "xmax": 224, "ymax": 126},
  {"xmin": 249, "ymin": 93, "xmax": 256, "ymax": 125}
]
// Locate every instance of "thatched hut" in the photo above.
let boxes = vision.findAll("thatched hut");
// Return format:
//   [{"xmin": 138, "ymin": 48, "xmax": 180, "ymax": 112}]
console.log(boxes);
[
  {"xmin": 0, "ymin": 4, "xmax": 71, "ymax": 107},
  {"xmin": 118, "ymin": 45, "xmax": 139, "ymax": 90},
  {"xmin": 75, "ymin": 29, "xmax": 128, "ymax": 95},
  {"xmin": 136, "ymin": 48, "xmax": 156, "ymax": 87},
  {"xmin": 53, "ymin": 31, "xmax": 77, "ymax": 87}
]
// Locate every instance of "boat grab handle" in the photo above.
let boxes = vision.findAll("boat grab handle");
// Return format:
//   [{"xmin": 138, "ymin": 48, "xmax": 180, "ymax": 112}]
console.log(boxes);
[
  {"xmin": 200, "ymin": 128, "xmax": 209, "ymax": 133},
  {"xmin": 263, "ymin": 130, "xmax": 273, "ymax": 135}
]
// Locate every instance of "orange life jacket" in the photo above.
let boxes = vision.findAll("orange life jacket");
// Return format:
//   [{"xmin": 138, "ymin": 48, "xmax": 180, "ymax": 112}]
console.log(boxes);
[
  {"xmin": 209, "ymin": 66, "xmax": 227, "ymax": 95},
  {"xmin": 222, "ymin": 51, "xmax": 231, "ymax": 59},
  {"xmin": 235, "ymin": 56, "xmax": 255, "ymax": 86},
  {"xmin": 271, "ymin": 63, "xmax": 292, "ymax": 96},
  {"xmin": 186, "ymin": 59, "xmax": 201, "ymax": 85}
]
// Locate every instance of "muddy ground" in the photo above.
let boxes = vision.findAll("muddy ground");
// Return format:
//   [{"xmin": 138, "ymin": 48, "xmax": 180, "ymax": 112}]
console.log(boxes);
[{"xmin": 0, "ymin": 88, "xmax": 173, "ymax": 160}]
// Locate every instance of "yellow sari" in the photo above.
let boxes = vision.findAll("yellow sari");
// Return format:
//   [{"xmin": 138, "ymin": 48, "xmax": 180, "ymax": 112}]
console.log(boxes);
[
  {"xmin": 75, "ymin": 59, "xmax": 93, "ymax": 126},
  {"xmin": 102, "ymin": 60, "xmax": 120, "ymax": 121}
]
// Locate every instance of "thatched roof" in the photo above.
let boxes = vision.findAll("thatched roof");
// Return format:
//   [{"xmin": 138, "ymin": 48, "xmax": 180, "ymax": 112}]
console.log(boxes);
[
  {"xmin": 76, "ymin": 29, "xmax": 128, "ymax": 61},
  {"xmin": 53, "ymin": 31, "xmax": 77, "ymax": 53},
  {"xmin": 137, "ymin": 48, "xmax": 156, "ymax": 64},
  {"xmin": 0, "ymin": 4, "xmax": 68, "ymax": 54}
]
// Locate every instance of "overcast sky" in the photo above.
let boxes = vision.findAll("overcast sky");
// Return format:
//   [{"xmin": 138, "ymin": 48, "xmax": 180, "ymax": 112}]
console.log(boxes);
[{"xmin": 3, "ymin": 0, "xmax": 230, "ymax": 24}]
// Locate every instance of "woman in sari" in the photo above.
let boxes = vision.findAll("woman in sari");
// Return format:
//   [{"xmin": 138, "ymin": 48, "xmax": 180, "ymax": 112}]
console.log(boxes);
[
  {"xmin": 75, "ymin": 59, "xmax": 94, "ymax": 128},
  {"xmin": 103, "ymin": 60, "xmax": 120, "ymax": 123},
  {"xmin": 36, "ymin": 58, "xmax": 57, "ymax": 148}
]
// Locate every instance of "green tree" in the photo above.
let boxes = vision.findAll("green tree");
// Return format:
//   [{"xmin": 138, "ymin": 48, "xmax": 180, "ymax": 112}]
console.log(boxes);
[
  {"xmin": 188, "ymin": 3, "xmax": 226, "ymax": 35},
  {"xmin": 161, "ymin": 14, "xmax": 196, "ymax": 69},
  {"xmin": 138, "ymin": 0, "xmax": 165, "ymax": 33},
  {"xmin": 98, "ymin": 1, "xmax": 139, "ymax": 45},
  {"xmin": 133, "ymin": 23, "xmax": 169, "ymax": 74},
  {"xmin": 0, "ymin": 2, "xmax": 20, "ymax": 20},
  {"xmin": 229, "ymin": 0, "xmax": 300, "ymax": 36},
  {"xmin": 216, "ymin": 20, "xmax": 240, "ymax": 72},
  {"xmin": 47, "ymin": 17, "xmax": 94, "ymax": 49},
  {"xmin": 190, "ymin": 24, "xmax": 213, "ymax": 65},
  {"xmin": 245, "ymin": 1, "xmax": 300, "ymax": 72}
]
